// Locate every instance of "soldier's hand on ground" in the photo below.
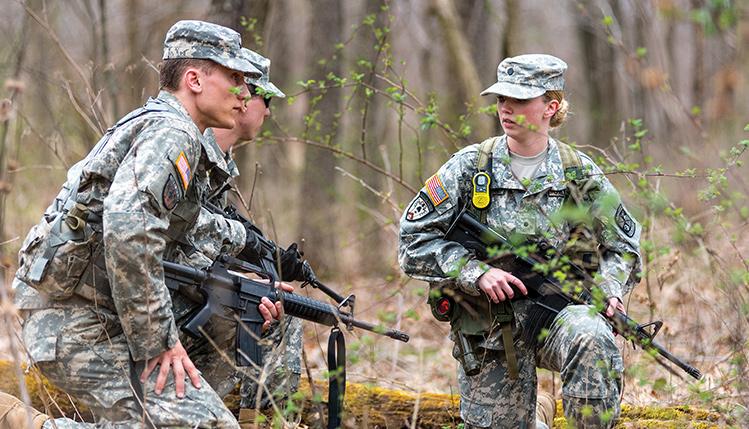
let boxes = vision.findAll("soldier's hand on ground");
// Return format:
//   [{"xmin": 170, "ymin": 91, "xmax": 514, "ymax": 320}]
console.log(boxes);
[
  {"xmin": 478, "ymin": 267, "xmax": 528, "ymax": 302},
  {"xmin": 141, "ymin": 339, "xmax": 201, "ymax": 398}
]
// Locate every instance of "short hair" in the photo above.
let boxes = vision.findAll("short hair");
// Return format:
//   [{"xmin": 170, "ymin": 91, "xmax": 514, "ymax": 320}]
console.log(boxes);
[
  {"xmin": 544, "ymin": 90, "xmax": 569, "ymax": 128},
  {"xmin": 159, "ymin": 58, "xmax": 220, "ymax": 92}
]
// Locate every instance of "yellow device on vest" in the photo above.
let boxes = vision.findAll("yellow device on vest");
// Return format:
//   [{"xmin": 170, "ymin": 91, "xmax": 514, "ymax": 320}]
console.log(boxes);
[{"xmin": 472, "ymin": 171, "xmax": 491, "ymax": 209}]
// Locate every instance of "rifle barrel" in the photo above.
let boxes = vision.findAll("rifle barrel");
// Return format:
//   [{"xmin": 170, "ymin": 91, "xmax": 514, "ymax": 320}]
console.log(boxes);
[{"xmin": 276, "ymin": 288, "xmax": 410, "ymax": 342}]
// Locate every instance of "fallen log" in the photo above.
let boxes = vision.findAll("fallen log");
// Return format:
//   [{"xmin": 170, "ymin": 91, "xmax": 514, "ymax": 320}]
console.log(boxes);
[{"xmin": 0, "ymin": 361, "xmax": 725, "ymax": 428}]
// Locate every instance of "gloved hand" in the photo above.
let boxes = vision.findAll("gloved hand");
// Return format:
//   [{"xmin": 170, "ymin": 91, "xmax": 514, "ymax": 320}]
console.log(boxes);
[
  {"xmin": 239, "ymin": 225, "xmax": 264, "ymax": 262},
  {"xmin": 278, "ymin": 243, "xmax": 305, "ymax": 282}
]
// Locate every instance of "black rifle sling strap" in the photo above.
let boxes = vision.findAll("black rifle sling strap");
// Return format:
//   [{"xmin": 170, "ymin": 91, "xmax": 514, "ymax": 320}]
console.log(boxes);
[{"xmin": 327, "ymin": 327, "xmax": 346, "ymax": 429}]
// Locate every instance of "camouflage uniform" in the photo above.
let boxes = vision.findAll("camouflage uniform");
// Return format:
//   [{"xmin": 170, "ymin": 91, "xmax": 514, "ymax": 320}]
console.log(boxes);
[
  {"xmin": 13, "ymin": 21, "xmax": 260, "ymax": 429},
  {"xmin": 177, "ymin": 49, "xmax": 302, "ymax": 412},
  {"xmin": 175, "ymin": 128, "xmax": 303, "ymax": 409},
  {"xmin": 399, "ymin": 55, "xmax": 642, "ymax": 429}
]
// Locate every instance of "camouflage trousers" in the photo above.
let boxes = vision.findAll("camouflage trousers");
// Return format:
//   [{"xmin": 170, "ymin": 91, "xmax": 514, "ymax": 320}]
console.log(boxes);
[
  {"xmin": 238, "ymin": 315, "xmax": 303, "ymax": 411},
  {"xmin": 22, "ymin": 306, "xmax": 239, "ymax": 429},
  {"xmin": 458, "ymin": 305, "xmax": 623, "ymax": 429},
  {"xmin": 179, "ymin": 310, "xmax": 303, "ymax": 409}
]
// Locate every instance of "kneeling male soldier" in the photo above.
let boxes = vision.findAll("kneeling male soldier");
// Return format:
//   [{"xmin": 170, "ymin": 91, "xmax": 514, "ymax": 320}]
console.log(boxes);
[
  {"xmin": 173, "ymin": 48, "xmax": 304, "ymax": 424},
  {"xmin": 3, "ymin": 20, "xmax": 289, "ymax": 429}
]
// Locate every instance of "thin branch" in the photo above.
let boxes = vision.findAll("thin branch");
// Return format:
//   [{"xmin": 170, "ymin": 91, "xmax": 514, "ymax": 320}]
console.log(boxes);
[{"xmin": 266, "ymin": 136, "xmax": 417, "ymax": 194}]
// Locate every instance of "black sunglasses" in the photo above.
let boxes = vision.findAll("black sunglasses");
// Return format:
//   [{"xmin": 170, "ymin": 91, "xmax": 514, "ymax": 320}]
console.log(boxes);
[{"xmin": 248, "ymin": 85, "xmax": 271, "ymax": 108}]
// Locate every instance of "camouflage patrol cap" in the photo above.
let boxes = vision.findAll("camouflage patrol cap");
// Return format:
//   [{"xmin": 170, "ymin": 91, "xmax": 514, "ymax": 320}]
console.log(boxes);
[
  {"xmin": 480, "ymin": 54, "xmax": 567, "ymax": 99},
  {"xmin": 242, "ymin": 49, "xmax": 285, "ymax": 98},
  {"xmin": 163, "ymin": 20, "xmax": 261, "ymax": 77}
]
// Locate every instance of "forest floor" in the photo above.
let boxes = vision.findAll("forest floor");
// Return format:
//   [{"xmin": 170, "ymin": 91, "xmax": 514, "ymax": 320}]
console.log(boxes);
[{"xmin": 0, "ymin": 247, "xmax": 741, "ymax": 427}]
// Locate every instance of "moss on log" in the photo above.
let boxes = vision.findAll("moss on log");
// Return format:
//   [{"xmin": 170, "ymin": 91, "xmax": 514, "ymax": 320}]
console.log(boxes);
[{"xmin": 0, "ymin": 361, "xmax": 725, "ymax": 428}]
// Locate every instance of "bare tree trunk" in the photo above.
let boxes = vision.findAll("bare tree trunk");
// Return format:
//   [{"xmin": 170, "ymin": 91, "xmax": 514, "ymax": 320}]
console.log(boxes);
[
  {"xmin": 739, "ymin": 0, "xmax": 749, "ymax": 100},
  {"xmin": 99, "ymin": 0, "xmax": 118, "ymax": 123},
  {"xmin": 577, "ymin": 0, "xmax": 618, "ymax": 146},
  {"xmin": 208, "ymin": 0, "xmax": 271, "ymax": 36},
  {"xmin": 296, "ymin": 0, "xmax": 343, "ymax": 276},
  {"xmin": 125, "ymin": 0, "xmax": 143, "ymax": 108},
  {"xmin": 428, "ymin": 0, "xmax": 483, "ymax": 123},
  {"xmin": 344, "ymin": 1, "xmax": 391, "ymax": 277},
  {"xmin": 502, "ymin": 0, "xmax": 522, "ymax": 58},
  {"xmin": 455, "ymin": 0, "xmax": 494, "ymax": 140},
  {"xmin": 690, "ymin": 0, "xmax": 707, "ymax": 112}
]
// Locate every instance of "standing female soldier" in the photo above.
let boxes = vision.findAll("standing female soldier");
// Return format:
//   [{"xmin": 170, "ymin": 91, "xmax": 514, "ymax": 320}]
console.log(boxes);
[{"xmin": 399, "ymin": 54, "xmax": 642, "ymax": 428}]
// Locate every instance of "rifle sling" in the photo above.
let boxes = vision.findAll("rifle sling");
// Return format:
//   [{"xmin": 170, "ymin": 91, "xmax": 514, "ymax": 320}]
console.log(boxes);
[{"xmin": 327, "ymin": 327, "xmax": 346, "ymax": 429}]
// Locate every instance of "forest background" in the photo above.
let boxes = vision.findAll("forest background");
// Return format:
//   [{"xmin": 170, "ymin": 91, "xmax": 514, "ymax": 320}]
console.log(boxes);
[{"xmin": 1, "ymin": 0, "xmax": 749, "ymax": 426}]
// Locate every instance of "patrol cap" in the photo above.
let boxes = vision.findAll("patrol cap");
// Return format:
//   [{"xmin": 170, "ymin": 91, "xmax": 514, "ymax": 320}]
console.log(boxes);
[
  {"xmin": 163, "ymin": 20, "xmax": 261, "ymax": 78},
  {"xmin": 242, "ymin": 49, "xmax": 286, "ymax": 98},
  {"xmin": 480, "ymin": 54, "xmax": 567, "ymax": 99}
]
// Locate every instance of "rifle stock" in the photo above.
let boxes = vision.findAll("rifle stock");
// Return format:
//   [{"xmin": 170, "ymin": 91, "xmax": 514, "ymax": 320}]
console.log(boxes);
[
  {"xmin": 445, "ymin": 209, "xmax": 702, "ymax": 380},
  {"xmin": 163, "ymin": 254, "xmax": 409, "ymax": 367}
]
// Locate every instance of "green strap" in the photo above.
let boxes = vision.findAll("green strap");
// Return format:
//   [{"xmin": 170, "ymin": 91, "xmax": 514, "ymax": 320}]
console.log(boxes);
[
  {"xmin": 502, "ymin": 323, "xmax": 519, "ymax": 380},
  {"xmin": 476, "ymin": 137, "xmax": 501, "ymax": 172},
  {"xmin": 556, "ymin": 140, "xmax": 583, "ymax": 180}
]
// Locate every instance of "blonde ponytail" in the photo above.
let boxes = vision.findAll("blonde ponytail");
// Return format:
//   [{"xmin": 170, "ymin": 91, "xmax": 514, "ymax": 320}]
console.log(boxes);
[{"xmin": 544, "ymin": 90, "xmax": 569, "ymax": 128}]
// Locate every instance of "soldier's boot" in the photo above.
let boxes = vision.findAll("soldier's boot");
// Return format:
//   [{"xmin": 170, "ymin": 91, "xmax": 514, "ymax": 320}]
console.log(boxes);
[
  {"xmin": 238, "ymin": 408, "xmax": 270, "ymax": 429},
  {"xmin": 536, "ymin": 392, "xmax": 557, "ymax": 429},
  {"xmin": 0, "ymin": 392, "xmax": 49, "ymax": 429}
]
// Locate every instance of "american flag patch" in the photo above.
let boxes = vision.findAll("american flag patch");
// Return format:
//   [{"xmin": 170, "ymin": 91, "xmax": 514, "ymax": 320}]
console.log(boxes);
[
  {"xmin": 175, "ymin": 152, "xmax": 191, "ymax": 190},
  {"xmin": 425, "ymin": 173, "xmax": 448, "ymax": 205}
]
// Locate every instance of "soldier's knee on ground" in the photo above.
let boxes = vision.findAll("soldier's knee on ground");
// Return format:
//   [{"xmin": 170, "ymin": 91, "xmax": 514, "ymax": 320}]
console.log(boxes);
[
  {"xmin": 0, "ymin": 392, "xmax": 49, "ymax": 429},
  {"xmin": 562, "ymin": 394, "xmax": 621, "ymax": 429}
]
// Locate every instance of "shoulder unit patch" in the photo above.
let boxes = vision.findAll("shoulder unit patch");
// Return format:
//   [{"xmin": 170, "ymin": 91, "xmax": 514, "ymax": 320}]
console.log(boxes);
[
  {"xmin": 405, "ymin": 193, "xmax": 433, "ymax": 222},
  {"xmin": 615, "ymin": 204, "xmax": 636, "ymax": 238},
  {"xmin": 425, "ymin": 173, "xmax": 449, "ymax": 206},
  {"xmin": 163, "ymin": 173, "xmax": 181, "ymax": 211}
]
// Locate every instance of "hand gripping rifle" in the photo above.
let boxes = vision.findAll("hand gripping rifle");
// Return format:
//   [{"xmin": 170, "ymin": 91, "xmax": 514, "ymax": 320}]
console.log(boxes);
[
  {"xmin": 163, "ymin": 253, "xmax": 410, "ymax": 367},
  {"xmin": 443, "ymin": 208, "xmax": 702, "ymax": 380}
]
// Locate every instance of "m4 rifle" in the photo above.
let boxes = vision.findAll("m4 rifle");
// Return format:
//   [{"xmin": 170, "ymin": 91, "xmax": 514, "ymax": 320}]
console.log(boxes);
[
  {"xmin": 163, "ymin": 253, "xmax": 409, "ymax": 367},
  {"xmin": 443, "ymin": 209, "xmax": 702, "ymax": 380}
]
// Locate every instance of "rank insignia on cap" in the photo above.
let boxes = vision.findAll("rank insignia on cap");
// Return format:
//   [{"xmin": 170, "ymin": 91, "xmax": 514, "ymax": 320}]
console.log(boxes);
[
  {"xmin": 425, "ymin": 173, "xmax": 449, "ymax": 206},
  {"xmin": 405, "ymin": 193, "xmax": 433, "ymax": 222},
  {"xmin": 163, "ymin": 174, "xmax": 180, "ymax": 210},
  {"xmin": 616, "ymin": 204, "xmax": 636, "ymax": 238},
  {"xmin": 175, "ymin": 152, "xmax": 191, "ymax": 189}
]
